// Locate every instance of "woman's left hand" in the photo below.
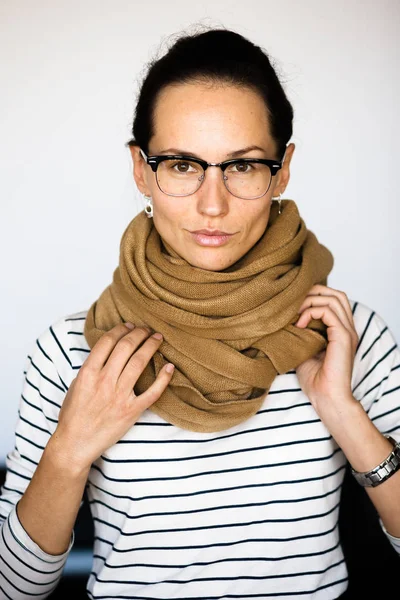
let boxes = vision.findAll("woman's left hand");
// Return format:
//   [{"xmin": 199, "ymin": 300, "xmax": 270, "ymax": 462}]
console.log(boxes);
[{"xmin": 295, "ymin": 284, "xmax": 359, "ymax": 421}]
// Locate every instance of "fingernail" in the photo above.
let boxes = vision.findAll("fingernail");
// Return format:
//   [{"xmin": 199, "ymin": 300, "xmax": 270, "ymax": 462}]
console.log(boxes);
[
  {"xmin": 165, "ymin": 363, "xmax": 175, "ymax": 373},
  {"xmin": 152, "ymin": 332, "xmax": 163, "ymax": 340},
  {"xmin": 124, "ymin": 322, "xmax": 135, "ymax": 329}
]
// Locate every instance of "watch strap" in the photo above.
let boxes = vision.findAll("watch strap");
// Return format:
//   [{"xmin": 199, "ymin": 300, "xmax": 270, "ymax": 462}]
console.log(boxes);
[{"xmin": 351, "ymin": 435, "xmax": 400, "ymax": 488}]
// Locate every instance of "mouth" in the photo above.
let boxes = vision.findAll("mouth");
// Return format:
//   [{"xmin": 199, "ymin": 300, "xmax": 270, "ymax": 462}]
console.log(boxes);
[
  {"xmin": 191, "ymin": 229, "xmax": 233, "ymax": 236},
  {"xmin": 188, "ymin": 230, "xmax": 235, "ymax": 247}
]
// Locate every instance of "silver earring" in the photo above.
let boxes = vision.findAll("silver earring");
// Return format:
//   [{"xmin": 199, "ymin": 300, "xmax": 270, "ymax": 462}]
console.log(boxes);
[
  {"xmin": 144, "ymin": 195, "xmax": 153, "ymax": 218},
  {"xmin": 272, "ymin": 193, "xmax": 282, "ymax": 215}
]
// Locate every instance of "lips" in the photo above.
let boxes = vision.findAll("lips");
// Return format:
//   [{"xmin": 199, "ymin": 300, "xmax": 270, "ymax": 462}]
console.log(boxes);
[
  {"xmin": 188, "ymin": 230, "xmax": 235, "ymax": 247},
  {"xmin": 190, "ymin": 229, "xmax": 233, "ymax": 235}
]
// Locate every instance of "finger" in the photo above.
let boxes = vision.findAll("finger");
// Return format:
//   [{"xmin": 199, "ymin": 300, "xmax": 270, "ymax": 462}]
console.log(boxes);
[
  {"xmin": 116, "ymin": 332, "xmax": 165, "ymax": 393},
  {"xmin": 296, "ymin": 305, "xmax": 354, "ymax": 347},
  {"xmin": 298, "ymin": 294, "xmax": 354, "ymax": 334},
  {"xmin": 299, "ymin": 286, "xmax": 359, "ymax": 353},
  {"xmin": 102, "ymin": 326, "xmax": 155, "ymax": 381},
  {"xmin": 83, "ymin": 323, "xmax": 138, "ymax": 372},
  {"xmin": 305, "ymin": 285, "xmax": 355, "ymax": 326},
  {"xmin": 131, "ymin": 362, "xmax": 175, "ymax": 414}
]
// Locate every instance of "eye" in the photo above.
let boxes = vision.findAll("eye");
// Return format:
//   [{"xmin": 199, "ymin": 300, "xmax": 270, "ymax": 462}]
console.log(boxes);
[
  {"xmin": 169, "ymin": 160, "xmax": 198, "ymax": 173},
  {"xmin": 230, "ymin": 161, "xmax": 254, "ymax": 173}
]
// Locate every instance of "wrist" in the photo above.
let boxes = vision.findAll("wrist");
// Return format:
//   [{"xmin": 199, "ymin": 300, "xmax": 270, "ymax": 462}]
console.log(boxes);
[
  {"xmin": 351, "ymin": 435, "xmax": 400, "ymax": 487},
  {"xmin": 323, "ymin": 399, "xmax": 394, "ymax": 473},
  {"xmin": 316, "ymin": 392, "xmax": 360, "ymax": 427},
  {"xmin": 44, "ymin": 435, "xmax": 92, "ymax": 480},
  {"xmin": 322, "ymin": 395, "xmax": 368, "ymax": 438}
]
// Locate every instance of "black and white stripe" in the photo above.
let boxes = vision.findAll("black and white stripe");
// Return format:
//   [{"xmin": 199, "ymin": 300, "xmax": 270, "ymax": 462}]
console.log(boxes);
[{"xmin": 1, "ymin": 301, "xmax": 399, "ymax": 599}]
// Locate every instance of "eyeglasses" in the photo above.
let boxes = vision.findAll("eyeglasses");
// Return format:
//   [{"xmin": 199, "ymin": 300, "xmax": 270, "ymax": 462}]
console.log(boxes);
[{"xmin": 139, "ymin": 149, "xmax": 282, "ymax": 200}]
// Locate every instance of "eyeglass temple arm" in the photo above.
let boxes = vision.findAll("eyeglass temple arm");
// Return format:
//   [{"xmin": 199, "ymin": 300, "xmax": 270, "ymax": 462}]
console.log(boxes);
[{"xmin": 139, "ymin": 148, "xmax": 158, "ymax": 172}]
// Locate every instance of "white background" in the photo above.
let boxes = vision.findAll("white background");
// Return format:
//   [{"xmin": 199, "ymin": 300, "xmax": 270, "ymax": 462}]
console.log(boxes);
[{"xmin": 1, "ymin": 0, "xmax": 399, "ymax": 463}]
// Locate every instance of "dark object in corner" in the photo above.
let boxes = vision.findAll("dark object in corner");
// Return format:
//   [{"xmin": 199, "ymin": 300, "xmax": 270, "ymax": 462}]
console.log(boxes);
[{"xmin": 338, "ymin": 462, "xmax": 399, "ymax": 598}]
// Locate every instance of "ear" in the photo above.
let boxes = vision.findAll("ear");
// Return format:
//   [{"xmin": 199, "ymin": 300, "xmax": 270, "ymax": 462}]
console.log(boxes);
[
  {"xmin": 129, "ymin": 145, "xmax": 152, "ymax": 196},
  {"xmin": 272, "ymin": 142, "xmax": 295, "ymax": 196}
]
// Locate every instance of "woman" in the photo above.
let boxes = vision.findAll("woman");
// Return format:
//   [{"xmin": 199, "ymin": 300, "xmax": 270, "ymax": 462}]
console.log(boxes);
[{"xmin": 0, "ymin": 27, "xmax": 399, "ymax": 600}]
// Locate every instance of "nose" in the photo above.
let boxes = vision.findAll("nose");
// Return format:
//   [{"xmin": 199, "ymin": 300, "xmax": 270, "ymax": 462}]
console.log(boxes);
[{"xmin": 196, "ymin": 166, "xmax": 230, "ymax": 217}]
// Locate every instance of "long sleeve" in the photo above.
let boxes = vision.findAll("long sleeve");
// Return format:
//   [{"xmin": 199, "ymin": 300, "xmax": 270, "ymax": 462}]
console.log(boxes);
[
  {"xmin": 351, "ymin": 301, "xmax": 400, "ymax": 555},
  {"xmin": 0, "ymin": 324, "xmax": 74, "ymax": 599}
]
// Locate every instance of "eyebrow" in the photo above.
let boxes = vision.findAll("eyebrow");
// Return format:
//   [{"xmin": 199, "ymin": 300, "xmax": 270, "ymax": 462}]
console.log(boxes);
[{"xmin": 156, "ymin": 145, "xmax": 267, "ymax": 158}]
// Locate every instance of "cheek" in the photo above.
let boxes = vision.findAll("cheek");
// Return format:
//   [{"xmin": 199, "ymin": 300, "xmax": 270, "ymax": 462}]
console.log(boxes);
[
  {"xmin": 152, "ymin": 199, "xmax": 186, "ymax": 236},
  {"xmin": 244, "ymin": 205, "xmax": 271, "ymax": 235}
]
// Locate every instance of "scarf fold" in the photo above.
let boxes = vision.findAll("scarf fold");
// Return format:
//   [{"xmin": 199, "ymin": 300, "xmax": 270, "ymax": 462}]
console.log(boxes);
[{"xmin": 84, "ymin": 199, "xmax": 334, "ymax": 432}]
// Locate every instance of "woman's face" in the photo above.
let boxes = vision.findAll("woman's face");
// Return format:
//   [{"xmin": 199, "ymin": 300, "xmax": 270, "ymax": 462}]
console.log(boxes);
[{"xmin": 131, "ymin": 82, "xmax": 295, "ymax": 271}]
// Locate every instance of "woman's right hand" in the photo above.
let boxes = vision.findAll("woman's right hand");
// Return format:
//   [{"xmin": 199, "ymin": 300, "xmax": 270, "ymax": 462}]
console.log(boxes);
[{"xmin": 50, "ymin": 323, "xmax": 174, "ymax": 471}]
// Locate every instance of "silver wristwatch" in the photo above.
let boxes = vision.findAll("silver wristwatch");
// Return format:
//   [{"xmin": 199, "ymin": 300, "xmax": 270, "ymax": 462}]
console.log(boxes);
[{"xmin": 351, "ymin": 435, "xmax": 400, "ymax": 487}]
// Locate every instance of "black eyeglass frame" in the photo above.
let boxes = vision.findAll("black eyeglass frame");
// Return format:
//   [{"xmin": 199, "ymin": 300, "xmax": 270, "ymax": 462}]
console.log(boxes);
[{"xmin": 139, "ymin": 149, "xmax": 283, "ymax": 199}]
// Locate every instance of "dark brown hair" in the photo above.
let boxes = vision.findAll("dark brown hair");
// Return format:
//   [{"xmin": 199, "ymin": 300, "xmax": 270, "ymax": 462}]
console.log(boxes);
[{"xmin": 126, "ymin": 27, "xmax": 293, "ymax": 160}]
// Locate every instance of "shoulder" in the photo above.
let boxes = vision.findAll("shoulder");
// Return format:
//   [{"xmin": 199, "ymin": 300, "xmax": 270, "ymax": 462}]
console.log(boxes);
[
  {"xmin": 349, "ymin": 299, "xmax": 397, "ymax": 358},
  {"xmin": 349, "ymin": 299, "xmax": 399, "ymax": 409},
  {"xmin": 30, "ymin": 309, "xmax": 90, "ymax": 387}
]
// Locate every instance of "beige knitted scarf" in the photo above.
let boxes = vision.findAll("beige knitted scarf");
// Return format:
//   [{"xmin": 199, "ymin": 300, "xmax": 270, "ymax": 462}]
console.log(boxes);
[{"xmin": 84, "ymin": 199, "xmax": 334, "ymax": 432}]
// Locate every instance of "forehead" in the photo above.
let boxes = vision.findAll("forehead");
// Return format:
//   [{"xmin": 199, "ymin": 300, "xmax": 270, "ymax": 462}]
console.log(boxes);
[{"xmin": 150, "ymin": 81, "xmax": 276, "ymax": 156}]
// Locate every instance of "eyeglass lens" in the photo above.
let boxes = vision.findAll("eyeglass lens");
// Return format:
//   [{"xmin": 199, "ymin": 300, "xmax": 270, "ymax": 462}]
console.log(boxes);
[{"xmin": 156, "ymin": 159, "xmax": 272, "ymax": 199}]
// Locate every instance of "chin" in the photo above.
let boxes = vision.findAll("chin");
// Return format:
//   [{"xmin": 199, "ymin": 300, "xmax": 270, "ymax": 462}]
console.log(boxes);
[{"xmin": 189, "ymin": 255, "xmax": 236, "ymax": 272}]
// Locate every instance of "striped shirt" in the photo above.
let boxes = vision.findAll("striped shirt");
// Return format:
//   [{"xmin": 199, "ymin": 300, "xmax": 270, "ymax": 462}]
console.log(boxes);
[{"xmin": 0, "ymin": 300, "xmax": 399, "ymax": 599}]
